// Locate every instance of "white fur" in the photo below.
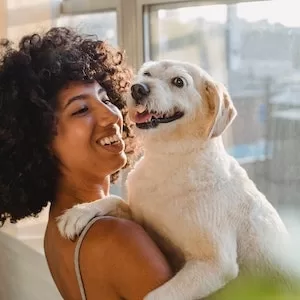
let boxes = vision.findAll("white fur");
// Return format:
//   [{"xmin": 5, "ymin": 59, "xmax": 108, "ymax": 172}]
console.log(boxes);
[
  {"xmin": 57, "ymin": 195, "xmax": 125, "ymax": 240},
  {"xmin": 58, "ymin": 60, "xmax": 296, "ymax": 299}
]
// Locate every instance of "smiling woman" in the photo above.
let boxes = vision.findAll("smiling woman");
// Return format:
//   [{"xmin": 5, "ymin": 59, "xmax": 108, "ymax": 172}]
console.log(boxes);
[
  {"xmin": 0, "ymin": 27, "xmax": 172, "ymax": 300},
  {"xmin": 0, "ymin": 27, "xmax": 133, "ymax": 224},
  {"xmin": 52, "ymin": 80, "xmax": 127, "ymax": 183}
]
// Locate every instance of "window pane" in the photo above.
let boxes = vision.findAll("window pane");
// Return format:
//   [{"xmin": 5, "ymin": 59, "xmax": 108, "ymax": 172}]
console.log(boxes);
[
  {"xmin": 7, "ymin": 0, "xmax": 53, "ymax": 43},
  {"xmin": 8, "ymin": 21, "xmax": 52, "ymax": 42},
  {"xmin": 7, "ymin": 0, "xmax": 49, "ymax": 9},
  {"xmin": 146, "ymin": 0, "xmax": 300, "ymax": 209},
  {"xmin": 57, "ymin": 11, "xmax": 118, "ymax": 46}
]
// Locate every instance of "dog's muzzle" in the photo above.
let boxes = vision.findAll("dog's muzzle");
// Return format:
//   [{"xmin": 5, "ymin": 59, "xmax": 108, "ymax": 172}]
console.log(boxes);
[
  {"xmin": 130, "ymin": 82, "xmax": 184, "ymax": 130},
  {"xmin": 131, "ymin": 83, "xmax": 150, "ymax": 105}
]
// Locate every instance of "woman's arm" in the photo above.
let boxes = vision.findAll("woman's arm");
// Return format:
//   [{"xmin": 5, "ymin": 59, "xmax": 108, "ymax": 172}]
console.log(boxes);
[{"xmin": 79, "ymin": 217, "xmax": 173, "ymax": 300}]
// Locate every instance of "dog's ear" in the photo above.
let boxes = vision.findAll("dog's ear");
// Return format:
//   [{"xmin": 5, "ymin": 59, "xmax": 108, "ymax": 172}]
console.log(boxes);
[{"xmin": 205, "ymin": 80, "xmax": 237, "ymax": 138}]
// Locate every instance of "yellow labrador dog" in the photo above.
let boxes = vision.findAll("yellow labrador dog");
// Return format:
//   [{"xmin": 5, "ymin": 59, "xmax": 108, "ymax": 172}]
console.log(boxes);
[{"xmin": 57, "ymin": 60, "xmax": 295, "ymax": 299}]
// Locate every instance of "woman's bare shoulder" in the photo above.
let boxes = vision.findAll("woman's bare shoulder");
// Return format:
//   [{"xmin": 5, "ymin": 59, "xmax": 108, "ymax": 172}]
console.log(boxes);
[{"xmin": 79, "ymin": 216, "xmax": 173, "ymax": 300}]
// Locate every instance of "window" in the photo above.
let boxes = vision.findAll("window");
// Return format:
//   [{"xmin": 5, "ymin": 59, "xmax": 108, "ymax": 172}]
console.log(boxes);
[
  {"xmin": 6, "ymin": 0, "xmax": 53, "ymax": 43},
  {"xmin": 57, "ymin": 11, "xmax": 118, "ymax": 46},
  {"xmin": 8, "ymin": 21, "xmax": 52, "ymax": 42},
  {"xmin": 7, "ymin": 0, "xmax": 49, "ymax": 9},
  {"xmin": 145, "ymin": 0, "xmax": 300, "ymax": 209}
]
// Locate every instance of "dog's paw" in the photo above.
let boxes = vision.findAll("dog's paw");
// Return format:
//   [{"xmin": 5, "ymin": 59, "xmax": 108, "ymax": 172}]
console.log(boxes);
[
  {"xmin": 56, "ymin": 202, "xmax": 101, "ymax": 240},
  {"xmin": 57, "ymin": 195, "xmax": 125, "ymax": 240}
]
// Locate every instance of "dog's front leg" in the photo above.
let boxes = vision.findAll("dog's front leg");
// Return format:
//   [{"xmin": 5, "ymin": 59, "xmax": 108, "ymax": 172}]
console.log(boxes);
[
  {"xmin": 144, "ymin": 254, "xmax": 238, "ymax": 300},
  {"xmin": 57, "ymin": 195, "xmax": 132, "ymax": 240}
]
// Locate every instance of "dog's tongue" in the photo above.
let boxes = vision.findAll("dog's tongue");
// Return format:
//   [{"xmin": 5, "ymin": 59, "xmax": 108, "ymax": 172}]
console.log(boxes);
[{"xmin": 134, "ymin": 111, "xmax": 153, "ymax": 124}]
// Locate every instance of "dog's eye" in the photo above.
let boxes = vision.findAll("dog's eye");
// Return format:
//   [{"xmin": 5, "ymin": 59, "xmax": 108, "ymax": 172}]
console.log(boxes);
[
  {"xmin": 172, "ymin": 77, "xmax": 185, "ymax": 88},
  {"xmin": 143, "ymin": 71, "xmax": 151, "ymax": 77}
]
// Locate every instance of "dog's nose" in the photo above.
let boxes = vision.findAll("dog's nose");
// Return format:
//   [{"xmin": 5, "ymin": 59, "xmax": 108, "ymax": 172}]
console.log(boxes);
[{"xmin": 131, "ymin": 83, "xmax": 150, "ymax": 104}]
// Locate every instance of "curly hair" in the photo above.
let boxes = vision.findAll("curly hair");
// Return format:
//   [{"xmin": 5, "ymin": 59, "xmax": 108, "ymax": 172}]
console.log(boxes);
[{"xmin": 0, "ymin": 27, "xmax": 135, "ymax": 225}]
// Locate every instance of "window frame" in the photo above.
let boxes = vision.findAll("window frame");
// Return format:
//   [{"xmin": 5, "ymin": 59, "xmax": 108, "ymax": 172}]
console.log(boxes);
[
  {"xmin": 59, "ymin": 0, "xmax": 270, "ymax": 70},
  {"xmin": 60, "ymin": 0, "xmax": 141, "ymax": 69},
  {"xmin": 137, "ymin": 0, "xmax": 269, "ymax": 66}
]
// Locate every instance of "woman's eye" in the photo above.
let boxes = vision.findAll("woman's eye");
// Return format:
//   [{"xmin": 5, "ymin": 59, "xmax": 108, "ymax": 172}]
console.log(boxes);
[{"xmin": 72, "ymin": 106, "xmax": 89, "ymax": 116}]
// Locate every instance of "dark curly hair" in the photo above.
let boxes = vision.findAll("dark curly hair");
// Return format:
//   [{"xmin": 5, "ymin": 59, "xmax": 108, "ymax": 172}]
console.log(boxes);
[{"xmin": 0, "ymin": 27, "xmax": 135, "ymax": 226}]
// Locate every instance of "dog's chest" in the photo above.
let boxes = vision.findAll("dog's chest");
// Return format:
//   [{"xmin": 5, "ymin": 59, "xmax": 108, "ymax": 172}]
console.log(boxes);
[
  {"xmin": 127, "ymin": 157, "xmax": 204, "ymax": 217},
  {"xmin": 132, "ymin": 187, "xmax": 207, "ymax": 262},
  {"xmin": 126, "ymin": 157, "xmax": 225, "ymax": 258},
  {"xmin": 127, "ymin": 154, "xmax": 230, "ymax": 215}
]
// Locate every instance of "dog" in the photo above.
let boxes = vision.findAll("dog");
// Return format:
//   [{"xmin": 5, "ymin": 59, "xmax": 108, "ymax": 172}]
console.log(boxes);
[{"xmin": 57, "ymin": 60, "xmax": 296, "ymax": 300}]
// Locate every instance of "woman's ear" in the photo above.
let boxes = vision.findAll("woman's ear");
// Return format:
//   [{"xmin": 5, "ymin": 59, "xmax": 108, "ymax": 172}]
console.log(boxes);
[{"xmin": 205, "ymin": 80, "xmax": 237, "ymax": 138}]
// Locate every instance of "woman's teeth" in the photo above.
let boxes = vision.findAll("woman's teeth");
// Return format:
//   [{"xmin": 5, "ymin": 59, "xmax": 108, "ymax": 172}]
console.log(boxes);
[{"xmin": 99, "ymin": 134, "xmax": 121, "ymax": 146}]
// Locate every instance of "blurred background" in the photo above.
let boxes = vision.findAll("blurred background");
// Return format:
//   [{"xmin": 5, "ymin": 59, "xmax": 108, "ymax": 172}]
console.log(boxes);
[{"xmin": 0, "ymin": 0, "xmax": 299, "ymax": 299}]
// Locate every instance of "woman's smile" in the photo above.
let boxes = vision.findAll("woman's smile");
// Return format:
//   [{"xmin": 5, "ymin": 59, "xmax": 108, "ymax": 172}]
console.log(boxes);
[{"xmin": 96, "ymin": 130, "xmax": 125, "ymax": 154}]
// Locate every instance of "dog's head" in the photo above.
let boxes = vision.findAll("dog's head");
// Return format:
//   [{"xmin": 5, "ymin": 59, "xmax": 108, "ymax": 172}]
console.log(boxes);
[{"xmin": 127, "ymin": 60, "xmax": 237, "ymax": 147}]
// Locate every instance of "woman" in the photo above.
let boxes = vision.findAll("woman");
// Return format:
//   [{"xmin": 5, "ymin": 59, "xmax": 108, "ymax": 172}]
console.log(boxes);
[{"xmin": 0, "ymin": 27, "xmax": 172, "ymax": 299}]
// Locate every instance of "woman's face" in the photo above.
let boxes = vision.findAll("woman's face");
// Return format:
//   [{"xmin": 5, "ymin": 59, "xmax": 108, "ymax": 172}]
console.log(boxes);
[{"xmin": 52, "ymin": 81, "xmax": 126, "ymax": 183}]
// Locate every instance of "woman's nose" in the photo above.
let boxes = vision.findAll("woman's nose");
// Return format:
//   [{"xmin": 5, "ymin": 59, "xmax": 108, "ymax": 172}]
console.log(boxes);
[{"xmin": 97, "ymin": 102, "xmax": 121, "ymax": 128}]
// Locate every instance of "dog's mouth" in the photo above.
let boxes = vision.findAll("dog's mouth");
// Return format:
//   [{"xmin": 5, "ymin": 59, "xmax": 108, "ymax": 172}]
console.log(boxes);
[{"xmin": 134, "ymin": 107, "xmax": 184, "ymax": 129}]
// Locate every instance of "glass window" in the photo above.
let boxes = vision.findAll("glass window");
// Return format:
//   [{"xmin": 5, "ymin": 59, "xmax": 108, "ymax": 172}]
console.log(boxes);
[
  {"xmin": 146, "ymin": 0, "xmax": 300, "ymax": 209},
  {"xmin": 8, "ymin": 21, "xmax": 52, "ymax": 42},
  {"xmin": 7, "ymin": 0, "xmax": 50, "ymax": 9},
  {"xmin": 6, "ymin": 0, "xmax": 53, "ymax": 43},
  {"xmin": 57, "ymin": 11, "xmax": 118, "ymax": 46}
]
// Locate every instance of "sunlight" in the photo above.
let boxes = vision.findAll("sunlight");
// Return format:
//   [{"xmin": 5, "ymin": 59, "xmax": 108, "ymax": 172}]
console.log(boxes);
[
  {"xmin": 178, "ymin": 5, "xmax": 227, "ymax": 24},
  {"xmin": 237, "ymin": 0, "xmax": 300, "ymax": 27},
  {"xmin": 163, "ymin": 0, "xmax": 300, "ymax": 28}
]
